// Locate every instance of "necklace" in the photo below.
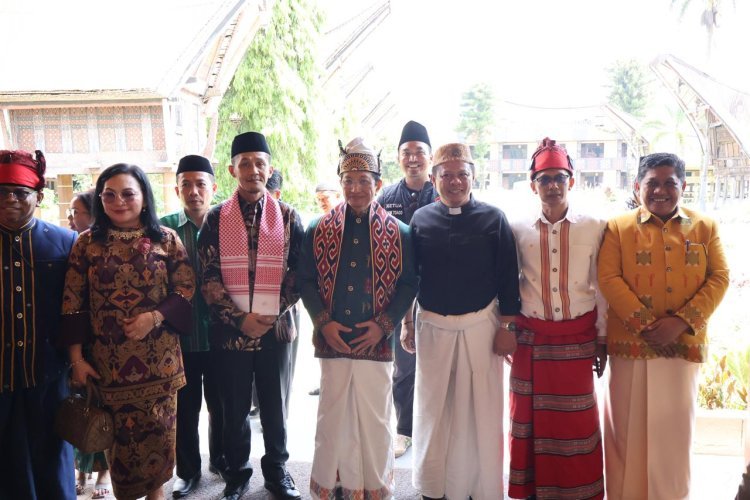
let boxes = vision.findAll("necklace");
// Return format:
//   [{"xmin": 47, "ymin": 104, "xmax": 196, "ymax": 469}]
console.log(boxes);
[{"xmin": 108, "ymin": 227, "xmax": 145, "ymax": 240}]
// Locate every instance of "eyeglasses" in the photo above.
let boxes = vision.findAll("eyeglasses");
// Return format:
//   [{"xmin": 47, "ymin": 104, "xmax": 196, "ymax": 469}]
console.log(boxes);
[
  {"xmin": 534, "ymin": 174, "xmax": 570, "ymax": 186},
  {"xmin": 0, "ymin": 188, "xmax": 36, "ymax": 201},
  {"xmin": 66, "ymin": 208, "xmax": 90, "ymax": 217},
  {"xmin": 100, "ymin": 190, "xmax": 139, "ymax": 204}
]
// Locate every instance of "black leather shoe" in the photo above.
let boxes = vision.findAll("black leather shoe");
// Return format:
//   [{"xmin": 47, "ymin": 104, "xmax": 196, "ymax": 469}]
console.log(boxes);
[
  {"xmin": 221, "ymin": 478, "xmax": 250, "ymax": 500},
  {"xmin": 172, "ymin": 473, "xmax": 200, "ymax": 498},
  {"xmin": 264, "ymin": 470, "xmax": 301, "ymax": 499}
]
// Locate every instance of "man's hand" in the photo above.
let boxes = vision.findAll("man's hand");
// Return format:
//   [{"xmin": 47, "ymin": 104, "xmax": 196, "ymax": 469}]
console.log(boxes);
[
  {"xmin": 321, "ymin": 321, "xmax": 352, "ymax": 354},
  {"xmin": 240, "ymin": 313, "xmax": 276, "ymax": 338},
  {"xmin": 493, "ymin": 315, "xmax": 518, "ymax": 356},
  {"xmin": 493, "ymin": 328, "xmax": 517, "ymax": 356},
  {"xmin": 642, "ymin": 316, "xmax": 690, "ymax": 352},
  {"xmin": 400, "ymin": 321, "xmax": 416, "ymax": 354},
  {"xmin": 594, "ymin": 343, "xmax": 608, "ymax": 377},
  {"xmin": 351, "ymin": 320, "xmax": 385, "ymax": 355}
]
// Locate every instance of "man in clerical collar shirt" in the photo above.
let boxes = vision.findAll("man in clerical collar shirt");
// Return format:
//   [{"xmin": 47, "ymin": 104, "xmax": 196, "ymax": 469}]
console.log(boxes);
[{"xmin": 407, "ymin": 142, "xmax": 520, "ymax": 500}]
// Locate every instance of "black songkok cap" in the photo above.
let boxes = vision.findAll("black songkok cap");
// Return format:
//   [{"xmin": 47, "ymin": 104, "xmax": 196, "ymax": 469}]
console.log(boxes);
[
  {"xmin": 231, "ymin": 131, "xmax": 271, "ymax": 158},
  {"xmin": 398, "ymin": 121, "xmax": 431, "ymax": 149},
  {"xmin": 176, "ymin": 155, "xmax": 214, "ymax": 176}
]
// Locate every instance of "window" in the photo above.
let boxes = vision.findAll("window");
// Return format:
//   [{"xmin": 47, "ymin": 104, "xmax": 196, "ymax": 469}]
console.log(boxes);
[
  {"xmin": 580, "ymin": 142, "xmax": 604, "ymax": 158},
  {"xmin": 502, "ymin": 144, "xmax": 527, "ymax": 159}
]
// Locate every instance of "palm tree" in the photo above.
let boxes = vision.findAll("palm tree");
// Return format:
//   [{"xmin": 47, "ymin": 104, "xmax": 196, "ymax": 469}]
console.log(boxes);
[{"xmin": 671, "ymin": 0, "xmax": 735, "ymax": 57}]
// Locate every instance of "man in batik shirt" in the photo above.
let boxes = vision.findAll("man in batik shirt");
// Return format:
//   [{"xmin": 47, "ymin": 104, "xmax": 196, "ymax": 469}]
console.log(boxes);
[{"xmin": 197, "ymin": 132, "xmax": 303, "ymax": 500}]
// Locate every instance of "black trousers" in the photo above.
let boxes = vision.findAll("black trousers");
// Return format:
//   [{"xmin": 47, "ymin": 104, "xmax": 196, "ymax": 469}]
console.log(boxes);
[
  {"xmin": 216, "ymin": 336, "xmax": 291, "ymax": 485},
  {"xmin": 175, "ymin": 350, "xmax": 223, "ymax": 479},
  {"xmin": 0, "ymin": 375, "xmax": 76, "ymax": 500},
  {"xmin": 392, "ymin": 322, "xmax": 416, "ymax": 437}
]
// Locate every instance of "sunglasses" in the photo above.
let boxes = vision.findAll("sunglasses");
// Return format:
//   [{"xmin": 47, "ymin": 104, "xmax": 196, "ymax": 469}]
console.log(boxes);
[
  {"xmin": 100, "ymin": 190, "xmax": 139, "ymax": 204},
  {"xmin": 534, "ymin": 174, "xmax": 570, "ymax": 186},
  {"xmin": 0, "ymin": 188, "xmax": 36, "ymax": 201}
]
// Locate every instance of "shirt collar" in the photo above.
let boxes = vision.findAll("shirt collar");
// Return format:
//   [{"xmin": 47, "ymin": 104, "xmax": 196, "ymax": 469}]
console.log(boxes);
[
  {"xmin": 0, "ymin": 217, "xmax": 36, "ymax": 236},
  {"xmin": 533, "ymin": 204, "xmax": 580, "ymax": 227},
  {"xmin": 438, "ymin": 194, "xmax": 476, "ymax": 215},
  {"xmin": 638, "ymin": 206, "xmax": 690, "ymax": 225}
]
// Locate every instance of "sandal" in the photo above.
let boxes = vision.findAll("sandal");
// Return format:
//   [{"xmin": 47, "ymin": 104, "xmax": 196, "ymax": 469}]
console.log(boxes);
[
  {"xmin": 92, "ymin": 482, "xmax": 111, "ymax": 499},
  {"xmin": 75, "ymin": 474, "xmax": 87, "ymax": 495}
]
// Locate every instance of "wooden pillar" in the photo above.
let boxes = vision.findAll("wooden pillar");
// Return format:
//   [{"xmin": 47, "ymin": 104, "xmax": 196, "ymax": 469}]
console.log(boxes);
[
  {"xmin": 57, "ymin": 173, "xmax": 74, "ymax": 226},
  {"xmin": 162, "ymin": 170, "xmax": 178, "ymax": 215}
]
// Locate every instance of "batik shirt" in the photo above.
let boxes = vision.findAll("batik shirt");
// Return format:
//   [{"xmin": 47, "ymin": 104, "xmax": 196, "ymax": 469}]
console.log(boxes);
[
  {"xmin": 197, "ymin": 196, "xmax": 303, "ymax": 352},
  {"xmin": 60, "ymin": 227, "xmax": 195, "ymax": 405}
]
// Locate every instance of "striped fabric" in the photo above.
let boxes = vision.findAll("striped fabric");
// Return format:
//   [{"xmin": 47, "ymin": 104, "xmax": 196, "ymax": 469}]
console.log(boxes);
[
  {"xmin": 218, "ymin": 190, "xmax": 284, "ymax": 315},
  {"xmin": 508, "ymin": 311, "xmax": 604, "ymax": 500}
]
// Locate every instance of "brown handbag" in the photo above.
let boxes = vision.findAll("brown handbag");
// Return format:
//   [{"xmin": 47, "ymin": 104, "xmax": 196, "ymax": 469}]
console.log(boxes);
[{"xmin": 54, "ymin": 379, "xmax": 114, "ymax": 453}]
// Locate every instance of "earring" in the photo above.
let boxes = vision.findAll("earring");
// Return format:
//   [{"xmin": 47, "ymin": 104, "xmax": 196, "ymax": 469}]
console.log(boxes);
[{"xmin": 142, "ymin": 207, "xmax": 147, "ymax": 213}]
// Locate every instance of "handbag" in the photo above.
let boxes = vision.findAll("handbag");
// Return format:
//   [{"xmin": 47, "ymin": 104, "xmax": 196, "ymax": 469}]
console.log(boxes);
[{"xmin": 54, "ymin": 378, "xmax": 114, "ymax": 453}]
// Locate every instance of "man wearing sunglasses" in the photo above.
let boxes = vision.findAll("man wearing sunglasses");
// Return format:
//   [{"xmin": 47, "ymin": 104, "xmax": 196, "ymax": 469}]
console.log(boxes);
[
  {"xmin": 376, "ymin": 120, "xmax": 437, "ymax": 458},
  {"xmin": 507, "ymin": 138, "xmax": 607, "ymax": 499},
  {"xmin": 0, "ymin": 149, "xmax": 77, "ymax": 499}
]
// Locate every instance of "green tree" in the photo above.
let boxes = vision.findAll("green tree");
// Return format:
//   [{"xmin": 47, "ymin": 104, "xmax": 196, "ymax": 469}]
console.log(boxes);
[
  {"xmin": 456, "ymin": 83, "xmax": 495, "ymax": 189},
  {"xmin": 214, "ymin": 0, "xmax": 324, "ymax": 211},
  {"xmin": 606, "ymin": 59, "xmax": 649, "ymax": 117}
]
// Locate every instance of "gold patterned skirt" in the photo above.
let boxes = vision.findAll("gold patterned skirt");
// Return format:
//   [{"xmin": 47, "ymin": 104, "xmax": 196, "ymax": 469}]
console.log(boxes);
[{"xmin": 106, "ymin": 393, "xmax": 177, "ymax": 500}]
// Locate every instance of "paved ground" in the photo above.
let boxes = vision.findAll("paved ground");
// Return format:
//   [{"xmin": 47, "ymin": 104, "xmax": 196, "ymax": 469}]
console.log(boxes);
[{"xmin": 76, "ymin": 310, "xmax": 747, "ymax": 498}]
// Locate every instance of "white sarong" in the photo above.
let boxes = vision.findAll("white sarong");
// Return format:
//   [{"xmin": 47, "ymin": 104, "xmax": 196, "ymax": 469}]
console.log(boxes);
[
  {"xmin": 310, "ymin": 358, "xmax": 394, "ymax": 499},
  {"xmin": 604, "ymin": 356, "xmax": 700, "ymax": 500},
  {"xmin": 413, "ymin": 301, "xmax": 504, "ymax": 500}
]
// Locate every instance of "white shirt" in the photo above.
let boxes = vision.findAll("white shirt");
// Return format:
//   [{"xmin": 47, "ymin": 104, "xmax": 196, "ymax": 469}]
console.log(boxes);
[{"xmin": 511, "ymin": 205, "xmax": 607, "ymax": 338}]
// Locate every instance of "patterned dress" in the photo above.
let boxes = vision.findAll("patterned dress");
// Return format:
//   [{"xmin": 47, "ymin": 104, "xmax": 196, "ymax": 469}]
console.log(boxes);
[{"xmin": 60, "ymin": 227, "xmax": 194, "ymax": 500}]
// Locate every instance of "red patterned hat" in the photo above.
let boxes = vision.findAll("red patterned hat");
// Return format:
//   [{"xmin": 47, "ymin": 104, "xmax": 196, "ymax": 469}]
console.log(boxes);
[
  {"xmin": 529, "ymin": 138, "xmax": 573, "ymax": 178},
  {"xmin": 0, "ymin": 149, "xmax": 46, "ymax": 190}
]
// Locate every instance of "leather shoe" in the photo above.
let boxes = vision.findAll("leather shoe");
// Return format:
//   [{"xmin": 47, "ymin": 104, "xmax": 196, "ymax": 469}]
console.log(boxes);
[
  {"xmin": 221, "ymin": 477, "xmax": 250, "ymax": 500},
  {"xmin": 172, "ymin": 473, "xmax": 200, "ymax": 498},
  {"xmin": 264, "ymin": 470, "xmax": 301, "ymax": 499}
]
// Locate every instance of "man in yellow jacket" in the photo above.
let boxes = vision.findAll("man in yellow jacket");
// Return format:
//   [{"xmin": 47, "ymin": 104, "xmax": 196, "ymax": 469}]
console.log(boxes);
[{"xmin": 598, "ymin": 152, "xmax": 729, "ymax": 500}]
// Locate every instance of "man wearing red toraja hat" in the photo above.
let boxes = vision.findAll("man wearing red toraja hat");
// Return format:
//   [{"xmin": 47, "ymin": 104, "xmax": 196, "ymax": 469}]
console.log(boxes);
[
  {"xmin": 408, "ymin": 143, "xmax": 520, "ymax": 500},
  {"xmin": 507, "ymin": 138, "xmax": 606, "ymax": 499},
  {"xmin": 298, "ymin": 137, "xmax": 417, "ymax": 499},
  {"xmin": 598, "ymin": 153, "xmax": 729, "ymax": 499},
  {"xmin": 0, "ymin": 150, "xmax": 77, "ymax": 499},
  {"xmin": 376, "ymin": 120, "xmax": 438, "ymax": 458},
  {"xmin": 197, "ymin": 133, "xmax": 304, "ymax": 500}
]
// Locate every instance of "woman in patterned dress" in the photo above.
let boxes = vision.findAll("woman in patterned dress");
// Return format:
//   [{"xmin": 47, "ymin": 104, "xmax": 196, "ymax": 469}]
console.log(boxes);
[
  {"xmin": 61, "ymin": 164, "xmax": 195, "ymax": 500},
  {"xmin": 67, "ymin": 189, "xmax": 112, "ymax": 498}
]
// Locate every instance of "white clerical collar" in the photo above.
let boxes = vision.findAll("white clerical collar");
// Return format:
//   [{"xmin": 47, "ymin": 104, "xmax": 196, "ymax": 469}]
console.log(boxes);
[{"xmin": 448, "ymin": 206, "xmax": 462, "ymax": 215}]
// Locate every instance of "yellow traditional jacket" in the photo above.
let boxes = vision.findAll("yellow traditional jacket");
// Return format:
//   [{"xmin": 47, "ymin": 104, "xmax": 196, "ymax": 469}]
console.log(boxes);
[{"xmin": 597, "ymin": 206, "xmax": 729, "ymax": 362}]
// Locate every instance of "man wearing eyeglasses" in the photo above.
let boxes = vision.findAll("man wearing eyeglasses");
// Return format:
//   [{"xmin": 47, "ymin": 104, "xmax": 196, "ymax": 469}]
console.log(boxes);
[
  {"xmin": 408, "ymin": 143, "xmax": 520, "ymax": 500},
  {"xmin": 298, "ymin": 137, "xmax": 417, "ymax": 498},
  {"xmin": 598, "ymin": 152, "xmax": 729, "ymax": 499},
  {"xmin": 376, "ymin": 120, "xmax": 437, "ymax": 458},
  {"xmin": 0, "ymin": 149, "xmax": 77, "ymax": 499},
  {"xmin": 507, "ymin": 138, "xmax": 606, "ymax": 500}
]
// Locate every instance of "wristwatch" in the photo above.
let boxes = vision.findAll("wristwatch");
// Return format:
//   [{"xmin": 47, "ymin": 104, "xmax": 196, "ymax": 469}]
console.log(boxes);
[{"xmin": 499, "ymin": 321, "xmax": 517, "ymax": 332}]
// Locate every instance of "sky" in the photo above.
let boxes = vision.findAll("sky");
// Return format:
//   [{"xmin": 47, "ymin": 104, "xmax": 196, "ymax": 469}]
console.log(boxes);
[{"xmin": 320, "ymin": 0, "xmax": 750, "ymax": 144}]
